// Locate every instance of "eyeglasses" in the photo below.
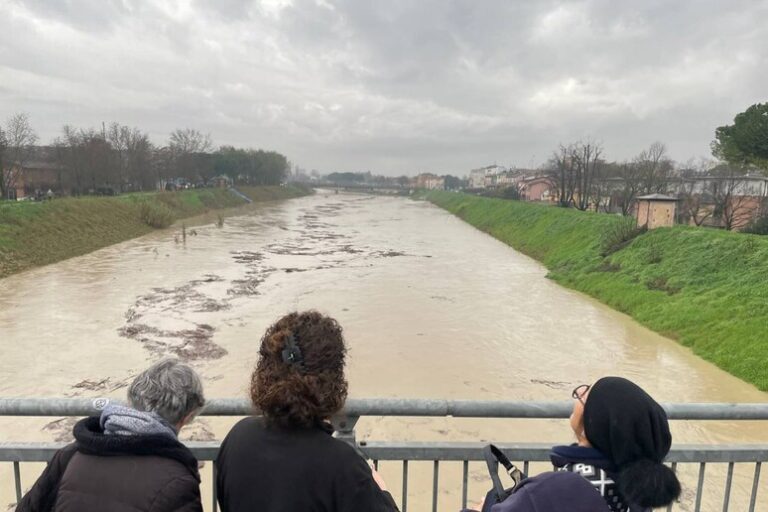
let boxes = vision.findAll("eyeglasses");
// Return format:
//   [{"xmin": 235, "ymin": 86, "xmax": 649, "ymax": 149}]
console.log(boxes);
[{"xmin": 572, "ymin": 384, "xmax": 591, "ymax": 404}]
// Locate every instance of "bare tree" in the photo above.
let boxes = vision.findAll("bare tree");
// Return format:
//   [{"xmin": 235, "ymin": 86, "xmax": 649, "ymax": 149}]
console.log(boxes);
[
  {"xmin": 614, "ymin": 161, "xmax": 643, "ymax": 215},
  {"xmin": 676, "ymin": 158, "xmax": 714, "ymax": 226},
  {"xmin": 56, "ymin": 126, "xmax": 111, "ymax": 194},
  {"xmin": 125, "ymin": 130, "xmax": 153, "ymax": 190},
  {"xmin": 591, "ymin": 171, "xmax": 613, "ymax": 213},
  {"xmin": 547, "ymin": 141, "xmax": 603, "ymax": 211},
  {"xmin": 548, "ymin": 144, "xmax": 577, "ymax": 207},
  {"xmin": 637, "ymin": 142, "xmax": 673, "ymax": 194},
  {"xmin": 50, "ymin": 137, "xmax": 68, "ymax": 192},
  {"xmin": 0, "ymin": 127, "xmax": 7, "ymax": 199},
  {"xmin": 79, "ymin": 129, "xmax": 112, "ymax": 192},
  {"xmin": 678, "ymin": 179, "xmax": 713, "ymax": 226},
  {"xmin": 169, "ymin": 128, "xmax": 212, "ymax": 154},
  {"xmin": 108, "ymin": 123, "xmax": 153, "ymax": 191},
  {"xmin": 0, "ymin": 113, "xmax": 38, "ymax": 199},
  {"xmin": 572, "ymin": 140, "xmax": 603, "ymax": 211},
  {"xmin": 712, "ymin": 165, "xmax": 759, "ymax": 231},
  {"xmin": 152, "ymin": 146, "xmax": 174, "ymax": 190},
  {"xmin": 107, "ymin": 123, "xmax": 129, "ymax": 191},
  {"xmin": 168, "ymin": 128, "xmax": 213, "ymax": 181},
  {"xmin": 58, "ymin": 125, "xmax": 85, "ymax": 194}
]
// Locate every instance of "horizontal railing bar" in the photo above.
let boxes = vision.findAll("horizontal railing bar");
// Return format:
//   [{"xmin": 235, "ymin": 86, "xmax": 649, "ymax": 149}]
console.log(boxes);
[
  {"xmin": 1, "ymin": 398, "xmax": 768, "ymax": 420},
  {"xmin": 359, "ymin": 443, "xmax": 768, "ymax": 463},
  {"xmin": 2, "ymin": 442, "xmax": 766, "ymax": 463}
]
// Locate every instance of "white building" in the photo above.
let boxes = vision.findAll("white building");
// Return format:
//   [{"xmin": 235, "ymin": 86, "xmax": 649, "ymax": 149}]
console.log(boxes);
[
  {"xmin": 415, "ymin": 173, "xmax": 445, "ymax": 190},
  {"xmin": 468, "ymin": 165, "xmax": 509, "ymax": 189},
  {"xmin": 468, "ymin": 168, "xmax": 487, "ymax": 189}
]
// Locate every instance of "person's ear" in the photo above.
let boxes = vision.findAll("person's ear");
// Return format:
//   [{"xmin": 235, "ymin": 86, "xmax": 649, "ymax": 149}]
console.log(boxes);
[{"xmin": 177, "ymin": 409, "xmax": 199, "ymax": 430}]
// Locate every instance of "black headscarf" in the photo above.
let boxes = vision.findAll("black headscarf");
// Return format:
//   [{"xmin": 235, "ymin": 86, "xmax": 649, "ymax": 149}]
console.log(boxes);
[
  {"xmin": 583, "ymin": 376, "xmax": 671, "ymax": 467},
  {"xmin": 583, "ymin": 376, "xmax": 680, "ymax": 508}
]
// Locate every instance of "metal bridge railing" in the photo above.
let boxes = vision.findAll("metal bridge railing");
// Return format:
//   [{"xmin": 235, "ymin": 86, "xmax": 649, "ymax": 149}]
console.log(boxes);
[{"xmin": 1, "ymin": 398, "xmax": 767, "ymax": 512}]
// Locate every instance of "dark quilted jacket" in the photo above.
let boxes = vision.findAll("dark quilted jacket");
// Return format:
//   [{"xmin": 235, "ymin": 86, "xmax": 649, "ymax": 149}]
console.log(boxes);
[{"xmin": 16, "ymin": 416, "xmax": 202, "ymax": 512}]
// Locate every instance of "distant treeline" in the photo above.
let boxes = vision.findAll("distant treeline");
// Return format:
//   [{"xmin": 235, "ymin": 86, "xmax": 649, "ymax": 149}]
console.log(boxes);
[{"xmin": 0, "ymin": 114, "xmax": 289, "ymax": 197}]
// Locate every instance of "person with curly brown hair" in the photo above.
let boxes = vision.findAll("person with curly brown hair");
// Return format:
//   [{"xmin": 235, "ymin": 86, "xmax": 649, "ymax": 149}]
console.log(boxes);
[{"xmin": 215, "ymin": 310, "xmax": 399, "ymax": 512}]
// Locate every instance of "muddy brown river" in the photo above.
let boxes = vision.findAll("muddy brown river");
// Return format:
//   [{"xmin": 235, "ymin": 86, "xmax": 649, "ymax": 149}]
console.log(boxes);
[{"xmin": 0, "ymin": 192, "xmax": 766, "ymax": 511}]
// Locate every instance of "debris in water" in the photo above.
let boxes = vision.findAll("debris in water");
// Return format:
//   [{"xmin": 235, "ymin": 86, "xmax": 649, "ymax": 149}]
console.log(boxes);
[
  {"xmin": 180, "ymin": 418, "xmax": 216, "ymax": 442},
  {"xmin": 119, "ymin": 275, "xmax": 230, "ymax": 361},
  {"xmin": 376, "ymin": 250, "xmax": 407, "ymax": 257},
  {"xmin": 43, "ymin": 417, "xmax": 78, "ymax": 442},
  {"xmin": 530, "ymin": 378, "xmax": 569, "ymax": 389},
  {"xmin": 72, "ymin": 378, "xmax": 111, "ymax": 391},
  {"xmin": 118, "ymin": 322, "xmax": 226, "ymax": 361}
]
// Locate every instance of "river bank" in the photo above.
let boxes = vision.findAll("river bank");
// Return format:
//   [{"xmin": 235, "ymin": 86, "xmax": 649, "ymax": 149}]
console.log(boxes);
[
  {"xmin": 425, "ymin": 191, "xmax": 768, "ymax": 391},
  {"xmin": 0, "ymin": 184, "xmax": 312, "ymax": 279}
]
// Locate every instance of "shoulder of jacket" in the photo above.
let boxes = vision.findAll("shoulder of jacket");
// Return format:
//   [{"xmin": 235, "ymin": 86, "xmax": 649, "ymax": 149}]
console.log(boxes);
[
  {"xmin": 147, "ymin": 473, "xmax": 202, "ymax": 512},
  {"xmin": 220, "ymin": 417, "xmax": 261, "ymax": 449},
  {"xmin": 227, "ymin": 416, "xmax": 261, "ymax": 437}
]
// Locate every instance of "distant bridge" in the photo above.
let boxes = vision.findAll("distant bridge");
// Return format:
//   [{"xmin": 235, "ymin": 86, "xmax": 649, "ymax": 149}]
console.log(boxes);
[{"xmin": 308, "ymin": 182, "xmax": 411, "ymax": 194}]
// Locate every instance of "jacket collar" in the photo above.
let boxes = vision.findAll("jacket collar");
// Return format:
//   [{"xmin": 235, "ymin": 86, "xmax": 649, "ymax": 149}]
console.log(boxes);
[
  {"xmin": 550, "ymin": 444, "xmax": 617, "ymax": 472},
  {"xmin": 73, "ymin": 416, "xmax": 200, "ymax": 481}
]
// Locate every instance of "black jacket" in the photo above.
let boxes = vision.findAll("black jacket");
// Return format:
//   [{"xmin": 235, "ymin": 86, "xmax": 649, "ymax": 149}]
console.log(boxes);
[
  {"xmin": 16, "ymin": 416, "xmax": 202, "ymax": 512},
  {"xmin": 215, "ymin": 417, "xmax": 399, "ymax": 512}
]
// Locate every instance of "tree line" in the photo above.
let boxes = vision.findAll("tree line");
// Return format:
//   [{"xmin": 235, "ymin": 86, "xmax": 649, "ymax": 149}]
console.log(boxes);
[
  {"xmin": 0, "ymin": 114, "xmax": 289, "ymax": 198},
  {"xmin": 542, "ymin": 103, "xmax": 768, "ymax": 231},
  {"xmin": 543, "ymin": 140, "xmax": 767, "ymax": 231},
  {"xmin": 545, "ymin": 140, "xmax": 677, "ymax": 215}
]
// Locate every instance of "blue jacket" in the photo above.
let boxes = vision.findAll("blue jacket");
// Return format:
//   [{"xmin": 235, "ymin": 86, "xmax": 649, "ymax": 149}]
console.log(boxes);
[
  {"xmin": 489, "ymin": 472, "xmax": 609, "ymax": 512},
  {"xmin": 550, "ymin": 445, "xmax": 647, "ymax": 512}
]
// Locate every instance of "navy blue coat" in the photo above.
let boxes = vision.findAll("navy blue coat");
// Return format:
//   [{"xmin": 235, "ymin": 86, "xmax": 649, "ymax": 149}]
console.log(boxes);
[{"xmin": 488, "ymin": 472, "xmax": 609, "ymax": 512}]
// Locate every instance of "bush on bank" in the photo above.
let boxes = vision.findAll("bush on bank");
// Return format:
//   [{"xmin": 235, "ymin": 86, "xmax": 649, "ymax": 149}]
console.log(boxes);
[
  {"xmin": 0, "ymin": 185, "xmax": 312, "ymax": 279},
  {"xmin": 426, "ymin": 191, "xmax": 768, "ymax": 391}
]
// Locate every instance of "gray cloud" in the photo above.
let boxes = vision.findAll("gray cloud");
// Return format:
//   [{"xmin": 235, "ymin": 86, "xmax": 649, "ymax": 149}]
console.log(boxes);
[{"xmin": 1, "ymin": 0, "xmax": 766, "ymax": 174}]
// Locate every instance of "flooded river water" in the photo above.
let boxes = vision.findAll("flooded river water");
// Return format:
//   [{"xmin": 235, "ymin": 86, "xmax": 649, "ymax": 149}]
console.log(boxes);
[{"xmin": 1, "ymin": 192, "xmax": 766, "ymax": 510}]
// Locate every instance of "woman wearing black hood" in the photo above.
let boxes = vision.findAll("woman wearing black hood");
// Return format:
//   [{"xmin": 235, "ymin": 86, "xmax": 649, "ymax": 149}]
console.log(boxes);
[{"xmin": 550, "ymin": 376, "xmax": 681, "ymax": 511}]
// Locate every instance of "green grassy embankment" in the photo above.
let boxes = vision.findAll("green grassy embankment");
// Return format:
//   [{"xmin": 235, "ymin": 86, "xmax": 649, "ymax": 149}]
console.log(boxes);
[
  {"xmin": 426, "ymin": 191, "xmax": 768, "ymax": 391},
  {"xmin": 0, "ymin": 185, "xmax": 312, "ymax": 279}
]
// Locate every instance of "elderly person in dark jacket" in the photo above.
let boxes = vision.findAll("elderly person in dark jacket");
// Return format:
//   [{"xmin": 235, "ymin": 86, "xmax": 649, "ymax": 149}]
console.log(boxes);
[{"xmin": 17, "ymin": 359, "xmax": 205, "ymax": 512}]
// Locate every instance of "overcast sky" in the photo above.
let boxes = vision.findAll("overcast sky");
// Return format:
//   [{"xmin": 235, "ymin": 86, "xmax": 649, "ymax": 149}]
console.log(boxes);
[{"xmin": 1, "ymin": 0, "xmax": 766, "ymax": 175}]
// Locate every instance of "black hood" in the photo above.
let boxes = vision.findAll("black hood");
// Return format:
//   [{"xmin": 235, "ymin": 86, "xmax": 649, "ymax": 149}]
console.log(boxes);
[{"xmin": 73, "ymin": 416, "xmax": 200, "ymax": 481}]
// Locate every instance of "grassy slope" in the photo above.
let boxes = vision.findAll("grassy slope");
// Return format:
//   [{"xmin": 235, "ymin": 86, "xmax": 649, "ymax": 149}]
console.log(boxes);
[
  {"xmin": 0, "ymin": 185, "xmax": 311, "ymax": 278},
  {"xmin": 426, "ymin": 191, "xmax": 768, "ymax": 391}
]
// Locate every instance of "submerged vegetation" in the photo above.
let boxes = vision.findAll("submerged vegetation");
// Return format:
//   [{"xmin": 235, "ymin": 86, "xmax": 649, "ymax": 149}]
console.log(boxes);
[
  {"xmin": 426, "ymin": 191, "xmax": 768, "ymax": 391},
  {"xmin": 0, "ymin": 185, "xmax": 311, "ymax": 278}
]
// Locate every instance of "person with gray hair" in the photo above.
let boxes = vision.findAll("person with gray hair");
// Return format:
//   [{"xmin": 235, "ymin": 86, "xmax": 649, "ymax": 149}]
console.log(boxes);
[{"xmin": 17, "ymin": 359, "xmax": 205, "ymax": 512}]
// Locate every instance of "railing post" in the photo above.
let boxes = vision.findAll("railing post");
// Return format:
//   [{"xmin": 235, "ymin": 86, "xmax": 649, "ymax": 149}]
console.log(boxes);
[
  {"xmin": 14, "ymin": 461, "xmax": 22, "ymax": 503},
  {"xmin": 330, "ymin": 414, "xmax": 360, "ymax": 449}
]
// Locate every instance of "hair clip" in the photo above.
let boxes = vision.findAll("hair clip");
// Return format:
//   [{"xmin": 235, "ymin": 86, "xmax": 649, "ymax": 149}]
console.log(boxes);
[{"xmin": 281, "ymin": 334, "xmax": 304, "ymax": 369}]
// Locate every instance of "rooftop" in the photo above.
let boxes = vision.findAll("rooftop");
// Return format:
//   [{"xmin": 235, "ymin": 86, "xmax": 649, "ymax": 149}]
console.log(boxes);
[{"xmin": 637, "ymin": 193, "xmax": 678, "ymax": 201}]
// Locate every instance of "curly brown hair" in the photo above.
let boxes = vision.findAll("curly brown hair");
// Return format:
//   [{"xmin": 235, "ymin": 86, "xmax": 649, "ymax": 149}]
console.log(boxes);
[{"xmin": 251, "ymin": 310, "xmax": 348, "ymax": 428}]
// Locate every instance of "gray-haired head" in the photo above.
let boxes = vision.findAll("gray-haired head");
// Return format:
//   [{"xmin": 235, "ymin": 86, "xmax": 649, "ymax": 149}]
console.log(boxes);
[{"xmin": 127, "ymin": 359, "xmax": 205, "ymax": 426}]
